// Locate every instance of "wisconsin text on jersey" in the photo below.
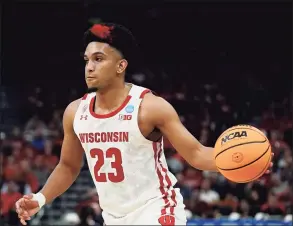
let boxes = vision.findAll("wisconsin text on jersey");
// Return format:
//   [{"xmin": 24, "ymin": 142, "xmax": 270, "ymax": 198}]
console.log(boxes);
[{"xmin": 78, "ymin": 132, "xmax": 129, "ymax": 143}]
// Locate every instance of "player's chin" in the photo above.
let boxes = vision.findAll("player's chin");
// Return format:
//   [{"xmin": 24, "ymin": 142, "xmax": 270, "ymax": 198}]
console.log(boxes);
[
  {"xmin": 86, "ymin": 78, "xmax": 97, "ymax": 85},
  {"xmin": 86, "ymin": 81, "xmax": 99, "ymax": 90},
  {"xmin": 86, "ymin": 85, "xmax": 98, "ymax": 93}
]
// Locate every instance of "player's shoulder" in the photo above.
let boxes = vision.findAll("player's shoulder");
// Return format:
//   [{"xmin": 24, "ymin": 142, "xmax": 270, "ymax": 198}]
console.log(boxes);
[
  {"xmin": 63, "ymin": 98, "xmax": 82, "ymax": 120},
  {"xmin": 141, "ymin": 92, "xmax": 164, "ymax": 107},
  {"xmin": 66, "ymin": 98, "xmax": 82, "ymax": 112},
  {"xmin": 142, "ymin": 92, "xmax": 173, "ymax": 110},
  {"xmin": 140, "ymin": 92, "xmax": 178, "ymax": 125}
]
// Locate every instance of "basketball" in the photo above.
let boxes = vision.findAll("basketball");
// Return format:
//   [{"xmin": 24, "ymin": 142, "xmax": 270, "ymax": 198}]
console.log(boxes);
[{"xmin": 214, "ymin": 125, "xmax": 272, "ymax": 183}]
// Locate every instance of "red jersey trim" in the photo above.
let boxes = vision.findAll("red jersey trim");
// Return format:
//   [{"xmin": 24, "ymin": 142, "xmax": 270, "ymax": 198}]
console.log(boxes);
[
  {"xmin": 81, "ymin": 94, "xmax": 88, "ymax": 100},
  {"xmin": 152, "ymin": 141, "xmax": 177, "ymax": 216},
  {"xmin": 89, "ymin": 95, "xmax": 132, "ymax": 119},
  {"xmin": 140, "ymin": 89, "xmax": 151, "ymax": 98}
]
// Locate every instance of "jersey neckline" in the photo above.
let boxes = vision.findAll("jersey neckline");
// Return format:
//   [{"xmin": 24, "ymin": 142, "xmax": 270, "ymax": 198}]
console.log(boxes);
[{"xmin": 88, "ymin": 84, "xmax": 133, "ymax": 119}]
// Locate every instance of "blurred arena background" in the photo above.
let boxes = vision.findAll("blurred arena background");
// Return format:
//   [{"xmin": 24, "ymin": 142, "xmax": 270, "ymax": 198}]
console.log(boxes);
[{"xmin": 0, "ymin": 2, "xmax": 292, "ymax": 226}]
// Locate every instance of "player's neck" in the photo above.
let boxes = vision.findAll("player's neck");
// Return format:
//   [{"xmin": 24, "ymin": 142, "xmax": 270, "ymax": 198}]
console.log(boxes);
[{"xmin": 95, "ymin": 82, "xmax": 130, "ymax": 110}]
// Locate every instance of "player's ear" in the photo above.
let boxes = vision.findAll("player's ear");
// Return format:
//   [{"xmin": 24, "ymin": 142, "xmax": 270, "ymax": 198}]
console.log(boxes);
[{"xmin": 117, "ymin": 59, "xmax": 128, "ymax": 74}]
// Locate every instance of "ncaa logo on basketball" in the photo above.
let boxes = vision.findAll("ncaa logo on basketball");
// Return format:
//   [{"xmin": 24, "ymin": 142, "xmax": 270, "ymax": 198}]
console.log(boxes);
[
  {"xmin": 221, "ymin": 131, "xmax": 247, "ymax": 145},
  {"xmin": 119, "ymin": 114, "xmax": 132, "ymax": 121},
  {"xmin": 125, "ymin": 105, "xmax": 134, "ymax": 113}
]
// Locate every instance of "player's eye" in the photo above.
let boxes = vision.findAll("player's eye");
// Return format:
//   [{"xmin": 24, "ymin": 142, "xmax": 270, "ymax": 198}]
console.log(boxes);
[
  {"xmin": 84, "ymin": 59, "xmax": 89, "ymax": 64},
  {"xmin": 96, "ymin": 57, "xmax": 103, "ymax": 62}
]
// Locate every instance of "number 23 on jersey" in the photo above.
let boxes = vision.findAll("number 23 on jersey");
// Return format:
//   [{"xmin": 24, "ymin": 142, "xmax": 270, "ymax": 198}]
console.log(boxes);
[{"xmin": 90, "ymin": 148, "xmax": 125, "ymax": 183}]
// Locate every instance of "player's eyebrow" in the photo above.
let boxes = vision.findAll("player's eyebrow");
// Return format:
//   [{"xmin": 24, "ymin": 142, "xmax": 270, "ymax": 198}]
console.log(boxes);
[{"xmin": 83, "ymin": 51, "xmax": 106, "ymax": 58}]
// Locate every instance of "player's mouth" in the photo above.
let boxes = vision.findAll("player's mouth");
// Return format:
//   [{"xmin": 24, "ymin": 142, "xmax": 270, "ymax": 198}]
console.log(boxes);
[{"xmin": 86, "ymin": 77, "xmax": 97, "ymax": 81}]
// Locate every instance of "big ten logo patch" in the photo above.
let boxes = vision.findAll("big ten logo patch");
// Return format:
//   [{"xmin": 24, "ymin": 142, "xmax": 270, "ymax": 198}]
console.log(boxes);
[
  {"xmin": 158, "ymin": 215, "xmax": 175, "ymax": 226},
  {"xmin": 119, "ymin": 114, "xmax": 132, "ymax": 121},
  {"xmin": 221, "ymin": 131, "xmax": 248, "ymax": 145}
]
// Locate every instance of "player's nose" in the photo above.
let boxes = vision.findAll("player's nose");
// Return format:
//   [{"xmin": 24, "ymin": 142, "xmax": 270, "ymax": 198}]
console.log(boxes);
[{"xmin": 86, "ymin": 60, "xmax": 95, "ymax": 72}]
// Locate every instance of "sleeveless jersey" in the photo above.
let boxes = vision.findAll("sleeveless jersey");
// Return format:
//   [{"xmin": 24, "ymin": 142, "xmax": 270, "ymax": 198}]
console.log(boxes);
[{"xmin": 73, "ymin": 84, "xmax": 178, "ymax": 217}]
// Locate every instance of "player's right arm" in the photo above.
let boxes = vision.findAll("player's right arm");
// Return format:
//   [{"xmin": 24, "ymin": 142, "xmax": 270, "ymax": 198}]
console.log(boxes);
[
  {"xmin": 38, "ymin": 98, "xmax": 84, "ymax": 202},
  {"xmin": 15, "ymin": 99, "xmax": 84, "ymax": 225}
]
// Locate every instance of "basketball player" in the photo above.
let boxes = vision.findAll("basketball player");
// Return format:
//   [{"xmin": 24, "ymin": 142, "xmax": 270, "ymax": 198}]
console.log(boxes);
[{"xmin": 15, "ymin": 23, "xmax": 273, "ymax": 225}]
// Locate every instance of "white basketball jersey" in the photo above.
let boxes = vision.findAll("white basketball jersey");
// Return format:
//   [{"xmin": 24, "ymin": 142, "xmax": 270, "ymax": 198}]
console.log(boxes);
[{"xmin": 73, "ymin": 84, "xmax": 179, "ymax": 217}]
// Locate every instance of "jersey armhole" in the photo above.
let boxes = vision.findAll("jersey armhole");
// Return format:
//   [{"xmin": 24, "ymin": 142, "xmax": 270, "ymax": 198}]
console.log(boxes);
[
  {"xmin": 139, "ymin": 89, "xmax": 151, "ymax": 99},
  {"xmin": 135, "ymin": 89, "xmax": 163, "ymax": 143},
  {"xmin": 139, "ymin": 89, "xmax": 159, "ymax": 100}
]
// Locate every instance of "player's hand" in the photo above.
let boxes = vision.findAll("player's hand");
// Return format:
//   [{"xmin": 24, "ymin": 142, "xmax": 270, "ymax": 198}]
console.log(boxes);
[
  {"xmin": 264, "ymin": 153, "xmax": 274, "ymax": 174},
  {"xmin": 15, "ymin": 194, "xmax": 40, "ymax": 225}
]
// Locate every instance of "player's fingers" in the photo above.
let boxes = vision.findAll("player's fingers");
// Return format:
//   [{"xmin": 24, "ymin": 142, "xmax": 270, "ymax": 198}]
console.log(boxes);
[
  {"xmin": 15, "ymin": 200, "xmax": 20, "ymax": 209},
  {"xmin": 20, "ymin": 209, "xmax": 29, "ymax": 216},
  {"xmin": 16, "ymin": 198, "xmax": 25, "ymax": 210},
  {"xmin": 18, "ymin": 213, "xmax": 30, "ymax": 220},
  {"xmin": 20, "ymin": 212, "xmax": 31, "ymax": 220},
  {"xmin": 263, "ymin": 161, "xmax": 274, "ymax": 174},
  {"xmin": 18, "ymin": 211, "xmax": 30, "ymax": 218},
  {"xmin": 23, "ymin": 194, "xmax": 34, "ymax": 199},
  {"xmin": 16, "ymin": 205, "xmax": 25, "ymax": 215},
  {"xmin": 18, "ymin": 214, "xmax": 29, "ymax": 225},
  {"xmin": 20, "ymin": 218, "xmax": 27, "ymax": 225},
  {"xmin": 18, "ymin": 199, "xmax": 30, "ymax": 215},
  {"xmin": 18, "ymin": 208, "xmax": 29, "ymax": 218},
  {"xmin": 19, "ymin": 198, "xmax": 25, "ymax": 207},
  {"xmin": 15, "ymin": 207, "xmax": 22, "ymax": 214},
  {"xmin": 17, "ymin": 206, "xmax": 28, "ymax": 216}
]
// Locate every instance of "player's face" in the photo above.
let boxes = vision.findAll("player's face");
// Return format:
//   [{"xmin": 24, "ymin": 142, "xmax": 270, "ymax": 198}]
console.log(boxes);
[{"xmin": 84, "ymin": 42, "xmax": 127, "ymax": 91}]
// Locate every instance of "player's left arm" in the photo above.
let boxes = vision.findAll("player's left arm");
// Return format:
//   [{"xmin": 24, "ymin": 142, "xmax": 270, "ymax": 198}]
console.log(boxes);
[
  {"xmin": 144, "ymin": 94, "xmax": 274, "ymax": 173},
  {"xmin": 143, "ymin": 94, "xmax": 218, "ymax": 171}
]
